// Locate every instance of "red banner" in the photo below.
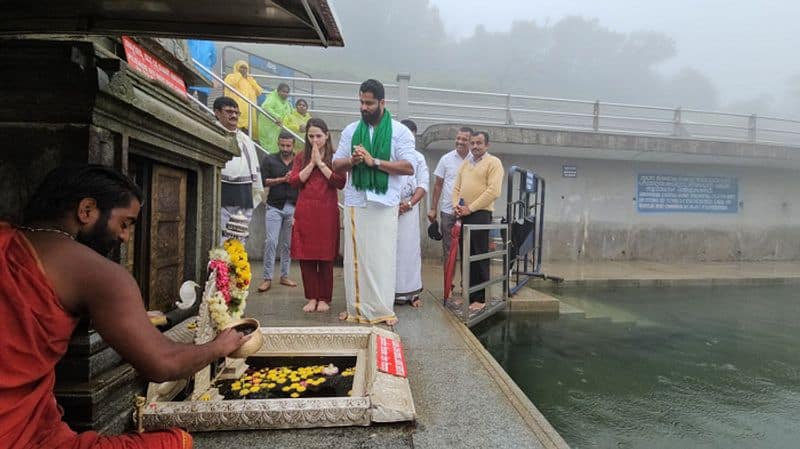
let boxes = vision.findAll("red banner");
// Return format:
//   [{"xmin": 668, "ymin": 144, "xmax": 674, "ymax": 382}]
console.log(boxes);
[
  {"xmin": 122, "ymin": 36, "xmax": 187, "ymax": 95},
  {"xmin": 375, "ymin": 335, "xmax": 407, "ymax": 378}
]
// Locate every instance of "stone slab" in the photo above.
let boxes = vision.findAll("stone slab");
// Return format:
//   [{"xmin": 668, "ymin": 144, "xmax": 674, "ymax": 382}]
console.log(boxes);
[{"xmin": 508, "ymin": 287, "xmax": 560, "ymax": 313}]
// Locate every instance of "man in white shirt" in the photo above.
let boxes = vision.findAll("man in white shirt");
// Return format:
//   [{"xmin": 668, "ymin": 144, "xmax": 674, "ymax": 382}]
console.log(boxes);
[
  {"xmin": 332, "ymin": 79, "xmax": 415, "ymax": 326},
  {"xmin": 427, "ymin": 126, "xmax": 473, "ymax": 261}
]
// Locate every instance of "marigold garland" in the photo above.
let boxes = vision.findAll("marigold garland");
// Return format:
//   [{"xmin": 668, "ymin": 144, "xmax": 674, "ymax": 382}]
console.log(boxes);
[{"xmin": 206, "ymin": 237, "xmax": 252, "ymax": 330}]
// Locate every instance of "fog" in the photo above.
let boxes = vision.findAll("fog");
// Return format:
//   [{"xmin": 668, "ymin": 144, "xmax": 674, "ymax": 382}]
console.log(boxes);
[{"xmin": 238, "ymin": 0, "xmax": 800, "ymax": 118}]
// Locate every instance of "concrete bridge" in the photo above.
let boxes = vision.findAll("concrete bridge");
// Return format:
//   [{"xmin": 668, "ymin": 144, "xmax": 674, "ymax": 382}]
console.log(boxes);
[{"xmin": 240, "ymin": 73, "xmax": 800, "ymax": 263}]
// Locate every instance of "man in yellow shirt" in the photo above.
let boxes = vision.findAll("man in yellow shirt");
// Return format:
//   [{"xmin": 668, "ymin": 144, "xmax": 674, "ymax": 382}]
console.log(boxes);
[{"xmin": 451, "ymin": 131, "xmax": 504, "ymax": 311}]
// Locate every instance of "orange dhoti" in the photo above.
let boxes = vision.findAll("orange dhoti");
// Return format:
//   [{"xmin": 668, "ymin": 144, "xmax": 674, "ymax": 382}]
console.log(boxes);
[{"xmin": 0, "ymin": 222, "xmax": 192, "ymax": 449}]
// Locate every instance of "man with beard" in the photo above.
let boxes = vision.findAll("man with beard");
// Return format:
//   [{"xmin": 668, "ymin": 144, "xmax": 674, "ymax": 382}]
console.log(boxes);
[
  {"xmin": 258, "ymin": 131, "xmax": 299, "ymax": 292},
  {"xmin": 332, "ymin": 79, "xmax": 415, "ymax": 326},
  {"xmin": 0, "ymin": 164, "xmax": 250, "ymax": 449}
]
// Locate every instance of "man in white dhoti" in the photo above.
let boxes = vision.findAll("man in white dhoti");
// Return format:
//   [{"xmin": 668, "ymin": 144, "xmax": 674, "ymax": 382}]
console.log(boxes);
[
  {"xmin": 396, "ymin": 120, "xmax": 429, "ymax": 307},
  {"xmin": 332, "ymin": 79, "xmax": 415, "ymax": 326}
]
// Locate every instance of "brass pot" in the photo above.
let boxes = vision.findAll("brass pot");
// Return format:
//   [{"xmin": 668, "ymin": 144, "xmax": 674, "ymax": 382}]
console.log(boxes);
[{"xmin": 222, "ymin": 318, "xmax": 264, "ymax": 358}]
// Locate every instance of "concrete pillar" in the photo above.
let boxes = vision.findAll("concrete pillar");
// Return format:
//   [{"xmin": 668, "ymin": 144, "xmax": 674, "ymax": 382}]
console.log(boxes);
[
  {"xmin": 506, "ymin": 94, "xmax": 514, "ymax": 125},
  {"xmin": 396, "ymin": 73, "xmax": 411, "ymax": 120}
]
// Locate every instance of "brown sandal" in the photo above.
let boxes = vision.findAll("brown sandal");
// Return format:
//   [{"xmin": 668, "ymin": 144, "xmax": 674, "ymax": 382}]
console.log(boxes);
[{"xmin": 279, "ymin": 277, "xmax": 297, "ymax": 287}]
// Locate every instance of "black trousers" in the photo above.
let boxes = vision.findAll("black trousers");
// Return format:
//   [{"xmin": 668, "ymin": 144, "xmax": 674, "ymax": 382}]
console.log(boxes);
[{"xmin": 459, "ymin": 210, "xmax": 491, "ymax": 303}]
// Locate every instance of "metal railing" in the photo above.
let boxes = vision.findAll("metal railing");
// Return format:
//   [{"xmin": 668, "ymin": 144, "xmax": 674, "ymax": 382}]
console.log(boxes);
[
  {"xmin": 451, "ymin": 223, "xmax": 509, "ymax": 327},
  {"xmin": 231, "ymin": 72, "xmax": 800, "ymax": 147},
  {"xmin": 191, "ymin": 58, "xmax": 305, "ymax": 149}
]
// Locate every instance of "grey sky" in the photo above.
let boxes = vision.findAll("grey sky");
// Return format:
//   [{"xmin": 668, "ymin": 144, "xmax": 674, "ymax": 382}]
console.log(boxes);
[{"xmin": 429, "ymin": 0, "xmax": 800, "ymax": 107}]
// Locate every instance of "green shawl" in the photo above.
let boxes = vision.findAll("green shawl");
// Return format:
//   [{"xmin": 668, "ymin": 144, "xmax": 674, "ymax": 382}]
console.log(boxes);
[{"xmin": 351, "ymin": 109, "xmax": 392, "ymax": 193}]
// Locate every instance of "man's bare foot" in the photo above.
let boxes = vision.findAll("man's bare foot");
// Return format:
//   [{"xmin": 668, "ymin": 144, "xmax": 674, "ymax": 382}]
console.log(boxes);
[
  {"xmin": 302, "ymin": 300, "xmax": 318, "ymax": 312},
  {"xmin": 257, "ymin": 279, "xmax": 271, "ymax": 292},
  {"xmin": 316, "ymin": 301, "xmax": 330, "ymax": 312},
  {"xmin": 448, "ymin": 297, "xmax": 463, "ymax": 306},
  {"xmin": 468, "ymin": 301, "xmax": 486, "ymax": 312},
  {"xmin": 410, "ymin": 296, "xmax": 422, "ymax": 308},
  {"xmin": 338, "ymin": 311, "xmax": 349, "ymax": 321},
  {"xmin": 385, "ymin": 317, "xmax": 399, "ymax": 326}
]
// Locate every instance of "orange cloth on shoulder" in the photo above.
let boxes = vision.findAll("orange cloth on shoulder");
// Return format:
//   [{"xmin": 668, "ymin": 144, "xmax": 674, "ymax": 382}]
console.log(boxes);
[{"xmin": 0, "ymin": 223, "xmax": 191, "ymax": 449}]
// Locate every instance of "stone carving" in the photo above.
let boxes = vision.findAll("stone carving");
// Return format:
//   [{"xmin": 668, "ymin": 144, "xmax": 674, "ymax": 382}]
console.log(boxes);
[
  {"xmin": 107, "ymin": 71, "xmax": 134, "ymax": 102},
  {"xmin": 141, "ymin": 325, "xmax": 415, "ymax": 431},
  {"xmin": 369, "ymin": 372, "xmax": 416, "ymax": 422},
  {"xmin": 153, "ymin": 38, "xmax": 189, "ymax": 64},
  {"xmin": 193, "ymin": 272, "xmax": 217, "ymax": 346},
  {"xmin": 142, "ymin": 397, "xmax": 371, "ymax": 430},
  {"xmin": 260, "ymin": 327, "xmax": 371, "ymax": 352}
]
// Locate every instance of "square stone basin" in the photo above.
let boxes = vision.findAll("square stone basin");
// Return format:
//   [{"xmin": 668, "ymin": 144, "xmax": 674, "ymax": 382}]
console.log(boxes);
[{"xmin": 139, "ymin": 326, "xmax": 415, "ymax": 431}]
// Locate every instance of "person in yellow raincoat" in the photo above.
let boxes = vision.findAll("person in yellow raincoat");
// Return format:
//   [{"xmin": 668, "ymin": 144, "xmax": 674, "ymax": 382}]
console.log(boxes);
[
  {"xmin": 257, "ymin": 83, "xmax": 293, "ymax": 154},
  {"xmin": 283, "ymin": 98, "xmax": 312, "ymax": 152},
  {"xmin": 223, "ymin": 60, "xmax": 263, "ymax": 138}
]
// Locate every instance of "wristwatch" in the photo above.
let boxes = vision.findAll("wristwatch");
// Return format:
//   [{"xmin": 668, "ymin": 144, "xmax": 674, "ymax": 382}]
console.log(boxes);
[
  {"xmin": 406, "ymin": 201, "xmax": 413, "ymax": 208},
  {"xmin": 373, "ymin": 158, "xmax": 382, "ymax": 168}
]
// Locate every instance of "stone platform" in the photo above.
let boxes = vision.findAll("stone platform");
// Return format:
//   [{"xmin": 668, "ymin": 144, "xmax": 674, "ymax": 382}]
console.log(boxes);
[{"xmin": 192, "ymin": 260, "xmax": 567, "ymax": 449}]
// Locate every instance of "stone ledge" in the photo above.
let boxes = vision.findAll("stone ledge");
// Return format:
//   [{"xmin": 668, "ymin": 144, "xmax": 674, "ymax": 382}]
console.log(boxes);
[
  {"xmin": 436, "ymin": 299, "xmax": 569, "ymax": 449},
  {"xmin": 508, "ymin": 287, "xmax": 560, "ymax": 314}
]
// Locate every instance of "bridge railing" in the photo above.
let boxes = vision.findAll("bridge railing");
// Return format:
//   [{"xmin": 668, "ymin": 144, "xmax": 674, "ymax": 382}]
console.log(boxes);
[{"xmin": 250, "ymin": 73, "xmax": 800, "ymax": 147}]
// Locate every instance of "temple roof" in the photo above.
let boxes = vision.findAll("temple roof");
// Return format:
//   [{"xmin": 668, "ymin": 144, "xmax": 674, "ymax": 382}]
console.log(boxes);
[{"xmin": 0, "ymin": 0, "xmax": 344, "ymax": 47}]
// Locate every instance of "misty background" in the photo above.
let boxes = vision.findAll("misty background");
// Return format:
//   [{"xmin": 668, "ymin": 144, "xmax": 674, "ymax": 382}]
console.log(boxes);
[{"xmin": 238, "ymin": 0, "xmax": 800, "ymax": 117}]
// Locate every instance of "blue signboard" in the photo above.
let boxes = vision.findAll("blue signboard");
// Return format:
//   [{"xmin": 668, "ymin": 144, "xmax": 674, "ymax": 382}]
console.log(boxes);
[{"xmin": 637, "ymin": 174, "xmax": 738, "ymax": 213}]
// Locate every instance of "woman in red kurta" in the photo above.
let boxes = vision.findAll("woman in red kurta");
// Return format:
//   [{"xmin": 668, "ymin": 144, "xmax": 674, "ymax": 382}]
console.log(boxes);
[{"xmin": 288, "ymin": 118, "xmax": 346, "ymax": 313}]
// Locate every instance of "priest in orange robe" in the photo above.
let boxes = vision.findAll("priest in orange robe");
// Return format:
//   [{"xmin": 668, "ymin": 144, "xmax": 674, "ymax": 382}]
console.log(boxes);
[{"xmin": 0, "ymin": 164, "xmax": 250, "ymax": 449}]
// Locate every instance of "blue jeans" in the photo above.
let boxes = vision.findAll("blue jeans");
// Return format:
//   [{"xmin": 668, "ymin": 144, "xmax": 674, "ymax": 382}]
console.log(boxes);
[{"xmin": 263, "ymin": 203, "xmax": 294, "ymax": 280}]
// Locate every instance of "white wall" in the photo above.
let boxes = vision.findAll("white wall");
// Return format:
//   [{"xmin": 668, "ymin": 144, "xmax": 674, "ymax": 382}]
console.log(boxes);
[{"xmin": 421, "ymin": 149, "xmax": 800, "ymax": 261}]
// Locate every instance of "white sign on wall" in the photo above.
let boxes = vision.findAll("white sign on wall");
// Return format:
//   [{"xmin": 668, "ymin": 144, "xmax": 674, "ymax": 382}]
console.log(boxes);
[{"xmin": 637, "ymin": 174, "xmax": 738, "ymax": 213}]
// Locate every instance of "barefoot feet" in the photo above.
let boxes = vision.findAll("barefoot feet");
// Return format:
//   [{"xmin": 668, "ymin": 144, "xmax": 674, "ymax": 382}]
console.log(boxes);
[
  {"xmin": 316, "ymin": 301, "xmax": 330, "ymax": 312},
  {"xmin": 302, "ymin": 299, "xmax": 318, "ymax": 312},
  {"xmin": 468, "ymin": 301, "xmax": 486, "ymax": 312}
]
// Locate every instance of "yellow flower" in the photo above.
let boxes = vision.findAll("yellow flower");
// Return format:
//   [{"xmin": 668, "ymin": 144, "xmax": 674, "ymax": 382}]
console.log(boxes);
[
  {"xmin": 267, "ymin": 383, "xmax": 276, "ymax": 389},
  {"xmin": 240, "ymin": 389, "xmax": 250, "ymax": 396},
  {"xmin": 251, "ymin": 386, "xmax": 260, "ymax": 393},
  {"xmin": 290, "ymin": 392, "xmax": 300, "ymax": 398},
  {"xmin": 281, "ymin": 386, "xmax": 291, "ymax": 392},
  {"xmin": 296, "ymin": 386, "xmax": 306, "ymax": 392}
]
